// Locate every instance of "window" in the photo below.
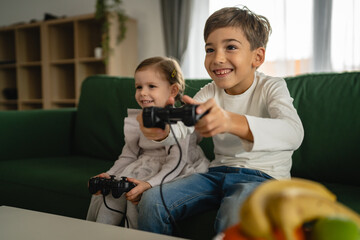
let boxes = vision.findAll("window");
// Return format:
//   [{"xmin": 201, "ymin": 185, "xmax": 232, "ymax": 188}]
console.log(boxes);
[
  {"xmin": 331, "ymin": 0, "xmax": 360, "ymax": 71},
  {"xmin": 182, "ymin": 0, "xmax": 359, "ymax": 78}
]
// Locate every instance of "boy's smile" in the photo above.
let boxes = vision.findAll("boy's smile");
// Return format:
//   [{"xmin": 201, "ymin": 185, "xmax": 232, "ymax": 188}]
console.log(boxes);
[{"xmin": 204, "ymin": 27, "xmax": 264, "ymax": 95}]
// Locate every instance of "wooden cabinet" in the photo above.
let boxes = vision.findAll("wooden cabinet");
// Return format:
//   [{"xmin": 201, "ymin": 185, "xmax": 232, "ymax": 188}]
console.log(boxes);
[{"xmin": 0, "ymin": 14, "xmax": 138, "ymax": 110}]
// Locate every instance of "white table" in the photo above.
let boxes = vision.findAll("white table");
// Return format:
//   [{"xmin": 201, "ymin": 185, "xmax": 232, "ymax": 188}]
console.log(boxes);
[{"xmin": 0, "ymin": 206, "xmax": 187, "ymax": 240}]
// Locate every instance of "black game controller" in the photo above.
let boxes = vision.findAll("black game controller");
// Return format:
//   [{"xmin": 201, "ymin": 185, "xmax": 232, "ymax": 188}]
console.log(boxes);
[
  {"xmin": 88, "ymin": 175, "xmax": 136, "ymax": 198},
  {"xmin": 142, "ymin": 104, "xmax": 208, "ymax": 129}
]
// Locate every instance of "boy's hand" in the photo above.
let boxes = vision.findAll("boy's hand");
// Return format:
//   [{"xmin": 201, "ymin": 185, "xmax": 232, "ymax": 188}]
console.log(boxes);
[
  {"xmin": 183, "ymin": 95, "xmax": 253, "ymax": 141},
  {"xmin": 136, "ymin": 112, "xmax": 170, "ymax": 141},
  {"xmin": 125, "ymin": 178, "xmax": 152, "ymax": 205},
  {"xmin": 183, "ymin": 95, "xmax": 229, "ymax": 137},
  {"xmin": 195, "ymin": 98, "xmax": 232, "ymax": 137}
]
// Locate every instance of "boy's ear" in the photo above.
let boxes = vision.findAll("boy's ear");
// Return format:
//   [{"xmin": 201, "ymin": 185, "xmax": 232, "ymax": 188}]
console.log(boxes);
[{"xmin": 252, "ymin": 47, "xmax": 265, "ymax": 68}]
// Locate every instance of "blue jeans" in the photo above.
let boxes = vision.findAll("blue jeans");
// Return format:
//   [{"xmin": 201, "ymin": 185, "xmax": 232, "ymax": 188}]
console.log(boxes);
[{"xmin": 138, "ymin": 166, "xmax": 273, "ymax": 235}]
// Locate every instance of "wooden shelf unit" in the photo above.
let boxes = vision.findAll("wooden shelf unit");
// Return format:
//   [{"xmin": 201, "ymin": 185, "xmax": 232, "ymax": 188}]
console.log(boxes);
[{"xmin": 0, "ymin": 14, "xmax": 138, "ymax": 110}]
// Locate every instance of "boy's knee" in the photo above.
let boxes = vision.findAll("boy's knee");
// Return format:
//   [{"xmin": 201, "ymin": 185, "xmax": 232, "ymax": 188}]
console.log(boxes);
[{"xmin": 138, "ymin": 187, "xmax": 160, "ymax": 211}]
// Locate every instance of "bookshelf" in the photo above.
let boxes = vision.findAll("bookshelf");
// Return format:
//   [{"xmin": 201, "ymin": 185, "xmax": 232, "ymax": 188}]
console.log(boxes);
[{"xmin": 0, "ymin": 14, "xmax": 138, "ymax": 110}]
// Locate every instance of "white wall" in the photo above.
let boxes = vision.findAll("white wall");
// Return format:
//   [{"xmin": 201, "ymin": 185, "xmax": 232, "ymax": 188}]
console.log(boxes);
[{"xmin": 0, "ymin": 0, "xmax": 165, "ymax": 63}]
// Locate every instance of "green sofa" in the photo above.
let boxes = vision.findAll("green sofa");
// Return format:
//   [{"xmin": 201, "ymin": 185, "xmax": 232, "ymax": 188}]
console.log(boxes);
[{"xmin": 1, "ymin": 72, "xmax": 359, "ymax": 240}]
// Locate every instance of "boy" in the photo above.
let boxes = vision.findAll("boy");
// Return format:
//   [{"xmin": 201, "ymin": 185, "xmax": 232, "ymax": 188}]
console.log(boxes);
[{"xmin": 134, "ymin": 6, "xmax": 304, "ymax": 235}]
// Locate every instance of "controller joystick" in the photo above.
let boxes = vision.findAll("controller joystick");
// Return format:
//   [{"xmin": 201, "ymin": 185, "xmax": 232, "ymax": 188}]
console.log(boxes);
[
  {"xmin": 112, "ymin": 177, "xmax": 136, "ymax": 198},
  {"xmin": 88, "ymin": 175, "xmax": 136, "ymax": 198}
]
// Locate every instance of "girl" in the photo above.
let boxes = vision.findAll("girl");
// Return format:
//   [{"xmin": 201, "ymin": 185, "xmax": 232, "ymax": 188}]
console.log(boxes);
[{"xmin": 86, "ymin": 56, "xmax": 209, "ymax": 228}]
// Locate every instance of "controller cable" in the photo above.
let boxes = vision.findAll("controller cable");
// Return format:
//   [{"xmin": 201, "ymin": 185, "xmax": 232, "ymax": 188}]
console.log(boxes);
[
  {"xmin": 99, "ymin": 122, "xmax": 183, "ymax": 232},
  {"xmin": 102, "ymin": 193, "xmax": 130, "ymax": 228},
  {"xmin": 158, "ymin": 122, "xmax": 183, "ymax": 235}
]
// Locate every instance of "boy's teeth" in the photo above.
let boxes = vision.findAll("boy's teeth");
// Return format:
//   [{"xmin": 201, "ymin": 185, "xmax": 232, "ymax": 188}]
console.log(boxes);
[{"xmin": 215, "ymin": 69, "xmax": 231, "ymax": 75}]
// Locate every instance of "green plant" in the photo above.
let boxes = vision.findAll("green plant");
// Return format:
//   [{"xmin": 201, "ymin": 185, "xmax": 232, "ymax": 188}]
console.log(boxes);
[{"xmin": 95, "ymin": 0, "xmax": 128, "ymax": 63}]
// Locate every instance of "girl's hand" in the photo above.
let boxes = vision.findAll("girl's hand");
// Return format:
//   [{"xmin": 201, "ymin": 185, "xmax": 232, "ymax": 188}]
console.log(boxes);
[
  {"xmin": 136, "ymin": 112, "xmax": 170, "ymax": 141},
  {"xmin": 125, "ymin": 178, "xmax": 152, "ymax": 205},
  {"xmin": 95, "ymin": 172, "xmax": 111, "ymax": 179},
  {"xmin": 89, "ymin": 172, "xmax": 111, "ymax": 195}
]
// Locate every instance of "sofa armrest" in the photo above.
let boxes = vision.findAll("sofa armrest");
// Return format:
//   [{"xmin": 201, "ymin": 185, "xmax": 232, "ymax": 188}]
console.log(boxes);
[{"xmin": 0, "ymin": 108, "xmax": 76, "ymax": 160}]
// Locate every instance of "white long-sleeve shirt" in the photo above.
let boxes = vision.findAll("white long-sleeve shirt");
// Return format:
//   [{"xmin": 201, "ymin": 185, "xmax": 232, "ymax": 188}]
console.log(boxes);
[{"xmin": 161, "ymin": 72, "xmax": 304, "ymax": 179}]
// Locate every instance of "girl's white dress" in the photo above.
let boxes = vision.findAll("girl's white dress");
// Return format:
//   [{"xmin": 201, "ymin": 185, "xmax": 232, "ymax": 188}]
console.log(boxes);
[{"xmin": 86, "ymin": 109, "xmax": 209, "ymax": 228}]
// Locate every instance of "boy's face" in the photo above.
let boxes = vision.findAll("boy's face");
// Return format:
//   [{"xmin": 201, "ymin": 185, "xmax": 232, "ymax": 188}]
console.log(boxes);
[
  {"xmin": 204, "ymin": 27, "xmax": 264, "ymax": 95},
  {"xmin": 135, "ymin": 67, "xmax": 178, "ymax": 108}
]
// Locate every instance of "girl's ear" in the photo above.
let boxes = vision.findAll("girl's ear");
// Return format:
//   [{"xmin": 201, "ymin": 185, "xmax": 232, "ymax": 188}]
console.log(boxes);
[
  {"xmin": 170, "ymin": 83, "xmax": 179, "ymax": 97},
  {"xmin": 252, "ymin": 47, "xmax": 265, "ymax": 68}
]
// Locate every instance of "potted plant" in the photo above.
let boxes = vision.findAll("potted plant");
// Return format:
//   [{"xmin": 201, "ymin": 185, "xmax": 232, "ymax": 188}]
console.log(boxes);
[{"xmin": 95, "ymin": 0, "xmax": 127, "ymax": 63}]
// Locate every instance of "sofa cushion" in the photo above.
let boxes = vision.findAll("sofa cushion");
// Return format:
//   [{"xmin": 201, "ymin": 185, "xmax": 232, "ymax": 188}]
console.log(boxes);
[
  {"xmin": 0, "ymin": 156, "xmax": 113, "ymax": 198},
  {"xmin": 323, "ymin": 182, "xmax": 360, "ymax": 213},
  {"xmin": 286, "ymin": 72, "xmax": 360, "ymax": 185},
  {"xmin": 0, "ymin": 109, "xmax": 75, "ymax": 160},
  {"xmin": 73, "ymin": 76, "xmax": 139, "ymax": 161}
]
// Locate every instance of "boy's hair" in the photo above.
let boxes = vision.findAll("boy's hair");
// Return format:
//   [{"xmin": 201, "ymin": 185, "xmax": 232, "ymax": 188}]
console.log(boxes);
[
  {"xmin": 135, "ymin": 56, "xmax": 185, "ymax": 104},
  {"xmin": 204, "ymin": 6, "xmax": 272, "ymax": 50}
]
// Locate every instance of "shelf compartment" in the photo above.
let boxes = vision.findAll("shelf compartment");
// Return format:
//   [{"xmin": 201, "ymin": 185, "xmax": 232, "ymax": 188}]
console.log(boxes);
[
  {"xmin": 50, "ymin": 63, "xmax": 75, "ymax": 100},
  {"xmin": 19, "ymin": 101, "xmax": 43, "ymax": 110},
  {"xmin": 0, "ymin": 101, "xmax": 18, "ymax": 110},
  {"xmin": 51, "ymin": 101, "xmax": 76, "ymax": 109},
  {"xmin": 16, "ymin": 25, "xmax": 41, "ymax": 63},
  {"xmin": 78, "ymin": 61, "xmax": 105, "ymax": 80},
  {"xmin": 18, "ymin": 66, "xmax": 42, "ymax": 100},
  {"xmin": 0, "ymin": 29, "xmax": 16, "ymax": 64},
  {"xmin": 76, "ymin": 18, "xmax": 103, "ymax": 58},
  {"xmin": 47, "ymin": 22, "xmax": 74, "ymax": 61},
  {"xmin": 0, "ymin": 67, "xmax": 17, "ymax": 101}
]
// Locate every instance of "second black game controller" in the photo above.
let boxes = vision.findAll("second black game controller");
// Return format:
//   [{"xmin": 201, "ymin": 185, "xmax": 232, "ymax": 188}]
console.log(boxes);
[{"xmin": 88, "ymin": 175, "xmax": 136, "ymax": 198}]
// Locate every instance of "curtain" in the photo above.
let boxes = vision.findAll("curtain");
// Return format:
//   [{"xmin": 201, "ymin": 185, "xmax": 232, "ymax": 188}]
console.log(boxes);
[
  {"xmin": 181, "ymin": 0, "xmax": 209, "ymax": 78},
  {"xmin": 331, "ymin": 0, "xmax": 360, "ymax": 71},
  {"xmin": 313, "ymin": 0, "xmax": 333, "ymax": 72},
  {"xmin": 161, "ymin": 0, "xmax": 191, "ymax": 64}
]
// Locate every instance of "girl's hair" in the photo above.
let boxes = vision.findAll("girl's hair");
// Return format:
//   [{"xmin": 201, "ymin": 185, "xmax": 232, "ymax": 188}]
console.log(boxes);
[
  {"xmin": 135, "ymin": 56, "xmax": 185, "ymax": 104},
  {"xmin": 204, "ymin": 6, "xmax": 272, "ymax": 50}
]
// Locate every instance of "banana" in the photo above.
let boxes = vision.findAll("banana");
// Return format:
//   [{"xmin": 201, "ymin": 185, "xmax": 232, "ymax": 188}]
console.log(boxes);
[
  {"xmin": 267, "ymin": 192, "xmax": 360, "ymax": 240},
  {"xmin": 239, "ymin": 178, "xmax": 336, "ymax": 239}
]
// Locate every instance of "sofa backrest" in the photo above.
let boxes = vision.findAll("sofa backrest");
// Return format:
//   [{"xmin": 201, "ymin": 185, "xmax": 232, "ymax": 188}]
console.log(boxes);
[
  {"xmin": 74, "ymin": 76, "xmax": 139, "ymax": 160},
  {"xmin": 73, "ymin": 75, "xmax": 213, "ymax": 161},
  {"xmin": 74, "ymin": 73, "xmax": 360, "ymax": 186},
  {"xmin": 286, "ymin": 72, "xmax": 360, "ymax": 186}
]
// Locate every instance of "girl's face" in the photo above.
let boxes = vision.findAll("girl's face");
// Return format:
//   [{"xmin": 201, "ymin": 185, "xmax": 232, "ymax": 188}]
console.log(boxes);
[
  {"xmin": 135, "ymin": 66, "xmax": 178, "ymax": 108},
  {"xmin": 204, "ymin": 27, "xmax": 264, "ymax": 95}
]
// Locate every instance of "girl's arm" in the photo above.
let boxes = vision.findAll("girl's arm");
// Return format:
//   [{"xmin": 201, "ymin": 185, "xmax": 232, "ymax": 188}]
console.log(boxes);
[
  {"xmin": 107, "ymin": 109, "xmax": 141, "ymax": 176},
  {"xmin": 126, "ymin": 135, "xmax": 191, "ymax": 204},
  {"xmin": 145, "ymin": 136, "xmax": 190, "ymax": 187}
]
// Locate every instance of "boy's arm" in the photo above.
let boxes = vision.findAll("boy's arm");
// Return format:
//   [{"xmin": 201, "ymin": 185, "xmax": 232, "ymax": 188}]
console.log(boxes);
[
  {"xmin": 187, "ymin": 79, "xmax": 304, "ymax": 152},
  {"xmin": 244, "ymin": 79, "xmax": 304, "ymax": 151},
  {"xmin": 191, "ymin": 97, "xmax": 254, "ymax": 141}
]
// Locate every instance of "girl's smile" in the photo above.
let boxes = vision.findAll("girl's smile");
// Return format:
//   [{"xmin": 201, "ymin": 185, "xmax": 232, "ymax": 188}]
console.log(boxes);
[{"xmin": 134, "ymin": 66, "xmax": 178, "ymax": 108}]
